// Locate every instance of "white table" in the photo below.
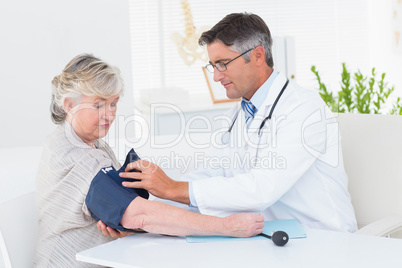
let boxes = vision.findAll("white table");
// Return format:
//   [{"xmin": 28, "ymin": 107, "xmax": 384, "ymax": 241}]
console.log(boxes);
[{"xmin": 76, "ymin": 228, "xmax": 402, "ymax": 268}]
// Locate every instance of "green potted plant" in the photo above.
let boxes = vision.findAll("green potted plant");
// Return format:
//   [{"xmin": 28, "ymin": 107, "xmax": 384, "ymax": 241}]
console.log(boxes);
[{"xmin": 311, "ymin": 63, "xmax": 402, "ymax": 115}]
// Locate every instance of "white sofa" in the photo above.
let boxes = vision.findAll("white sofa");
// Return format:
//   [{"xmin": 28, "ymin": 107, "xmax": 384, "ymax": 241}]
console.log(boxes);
[{"xmin": 337, "ymin": 113, "xmax": 402, "ymax": 237}]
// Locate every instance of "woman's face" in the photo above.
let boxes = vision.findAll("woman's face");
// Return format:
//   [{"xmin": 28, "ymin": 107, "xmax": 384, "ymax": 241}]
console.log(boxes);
[{"xmin": 69, "ymin": 94, "xmax": 120, "ymax": 146}]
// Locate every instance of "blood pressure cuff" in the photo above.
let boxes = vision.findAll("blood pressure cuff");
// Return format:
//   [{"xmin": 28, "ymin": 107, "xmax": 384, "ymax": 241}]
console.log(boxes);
[{"xmin": 85, "ymin": 148, "xmax": 149, "ymax": 232}]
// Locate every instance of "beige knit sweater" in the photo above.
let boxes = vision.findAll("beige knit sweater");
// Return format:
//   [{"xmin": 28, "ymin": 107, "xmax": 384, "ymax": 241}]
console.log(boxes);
[{"xmin": 34, "ymin": 123, "xmax": 120, "ymax": 267}]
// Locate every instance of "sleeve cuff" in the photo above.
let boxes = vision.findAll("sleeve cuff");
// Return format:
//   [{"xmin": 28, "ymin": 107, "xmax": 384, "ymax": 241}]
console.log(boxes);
[{"xmin": 188, "ymin": 181, "xmax": 198, "ymax": 208}]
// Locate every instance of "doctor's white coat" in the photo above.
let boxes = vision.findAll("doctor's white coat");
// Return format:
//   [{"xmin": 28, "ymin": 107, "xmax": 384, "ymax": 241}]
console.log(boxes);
[{"xmin": 188, "ymin": 72, "xmax": 357, "ymax": 232}]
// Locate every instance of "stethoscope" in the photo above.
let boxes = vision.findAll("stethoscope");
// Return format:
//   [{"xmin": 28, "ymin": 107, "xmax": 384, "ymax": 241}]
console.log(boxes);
[{"xmin": 221, "ymin": 79, "xmax": 289, "ymax": 145}]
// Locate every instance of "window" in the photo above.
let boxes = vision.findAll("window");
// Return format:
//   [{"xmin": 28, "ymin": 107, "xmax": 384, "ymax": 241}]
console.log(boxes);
[{"xmin": 129, "ymin": 0, "xmax": 370, "ymax": 104}]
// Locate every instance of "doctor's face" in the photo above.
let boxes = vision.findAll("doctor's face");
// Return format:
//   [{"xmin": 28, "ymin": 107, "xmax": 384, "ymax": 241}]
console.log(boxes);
[{"xmin": 207, "ymin": 41, "xmax": 259, "ymax": 100}]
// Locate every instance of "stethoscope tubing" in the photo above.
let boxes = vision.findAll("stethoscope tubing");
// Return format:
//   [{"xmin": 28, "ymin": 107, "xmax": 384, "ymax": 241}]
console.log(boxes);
[
  {"xmin": 258, "ymin": 79, "xmax": 289, "ymax": 136},
  {"xmin": 223, "ymin": 79, "xmax": 289, "ymax": 142}
]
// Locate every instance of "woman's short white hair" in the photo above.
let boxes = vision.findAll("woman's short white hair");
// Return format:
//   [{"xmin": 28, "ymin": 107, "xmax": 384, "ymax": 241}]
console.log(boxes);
[{"xmin": 50, "ymin": 53, "xmax": 124, "ymax": 124}]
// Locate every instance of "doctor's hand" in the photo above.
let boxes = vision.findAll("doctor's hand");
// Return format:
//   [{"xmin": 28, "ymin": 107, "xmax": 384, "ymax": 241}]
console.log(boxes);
[
  {"xmin": 224, "ymin": 213, "xmax": 265, "ymax": 237},
  {"xmin": 119, "ymin": 160, "xmax": 190, "ymax": 205},
  {"xmin": 97, "ymin": 220, "xmax": 132, "ymax": 239}
]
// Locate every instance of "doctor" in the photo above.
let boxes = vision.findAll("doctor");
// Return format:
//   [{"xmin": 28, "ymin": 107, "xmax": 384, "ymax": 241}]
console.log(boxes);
[{"xmin": 118, "ymin": 12, "xmax": 357, "ymax": 233}]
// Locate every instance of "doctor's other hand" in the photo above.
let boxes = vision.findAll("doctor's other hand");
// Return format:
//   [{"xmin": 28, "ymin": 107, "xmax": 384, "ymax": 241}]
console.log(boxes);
[
  {"xmin": 224, "ymin": 213, "xmax": 265, "ymax": 237},
  {"xmin": 97, "ymin": 220, "xmax": 132, "ymax": 239},
  {"xmin": 120, "ymin": 160, "xmax": 189, "ymax": 204}
]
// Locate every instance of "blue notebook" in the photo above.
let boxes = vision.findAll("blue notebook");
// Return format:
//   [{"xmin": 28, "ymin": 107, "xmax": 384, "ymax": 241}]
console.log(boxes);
[{"xmin": 186, "ymin": 219, "xmax": 306, "ymax": 243}]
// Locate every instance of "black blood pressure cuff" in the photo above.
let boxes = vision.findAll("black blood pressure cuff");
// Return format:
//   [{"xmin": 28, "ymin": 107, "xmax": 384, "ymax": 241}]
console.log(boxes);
[{"xmin": 85, "ymin": 149, "xmax": 149, "ymax": 232}]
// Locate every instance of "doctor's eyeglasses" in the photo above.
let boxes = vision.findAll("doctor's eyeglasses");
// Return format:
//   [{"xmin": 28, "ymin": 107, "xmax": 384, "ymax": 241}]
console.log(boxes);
[{"xmin": 205, "ymin": 48, "xmax": 254, "ymax": 73}]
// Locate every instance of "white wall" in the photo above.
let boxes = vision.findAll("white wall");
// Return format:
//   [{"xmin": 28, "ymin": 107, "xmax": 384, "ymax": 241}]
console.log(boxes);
[{"xmin": 0, "ymin": 0, "xmax": 133, "ymax": 148}]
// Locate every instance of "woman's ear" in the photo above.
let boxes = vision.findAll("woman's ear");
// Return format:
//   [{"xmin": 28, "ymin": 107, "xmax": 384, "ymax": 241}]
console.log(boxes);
[{"xmin": 64, "ymin": 98, "xmax": 75, "ymax": 114}]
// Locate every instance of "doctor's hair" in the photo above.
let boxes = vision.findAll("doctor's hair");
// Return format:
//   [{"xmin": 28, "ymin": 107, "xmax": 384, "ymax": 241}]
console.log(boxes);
[
  {"xmin": 199, "ymin": 12, "xmax": 273, "ymax": 68},
  {"xmin": 50, "ymin": 53, "xmax": 124, "ymax": 124}
]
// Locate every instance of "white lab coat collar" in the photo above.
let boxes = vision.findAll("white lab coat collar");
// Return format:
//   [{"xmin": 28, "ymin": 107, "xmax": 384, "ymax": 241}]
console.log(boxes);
[{"xmin": 247, "ymin": 72, "xmax": 289, "ymax": 135}]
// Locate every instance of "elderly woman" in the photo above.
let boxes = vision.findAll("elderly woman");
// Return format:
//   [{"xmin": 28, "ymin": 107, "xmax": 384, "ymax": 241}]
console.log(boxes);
[{"xmin": 34, "ymin": 54, "xmax": 264, "ymax": 267}]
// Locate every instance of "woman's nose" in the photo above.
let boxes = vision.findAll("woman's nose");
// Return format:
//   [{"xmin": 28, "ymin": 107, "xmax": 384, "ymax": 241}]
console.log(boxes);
[{"xmin": 101, "ymin": 105, "xmax": 116, "ymax": 118}]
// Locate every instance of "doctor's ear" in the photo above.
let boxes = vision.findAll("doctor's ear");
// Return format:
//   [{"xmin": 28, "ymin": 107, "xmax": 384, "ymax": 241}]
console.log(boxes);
[{"xmin": 253, "ymin": 46, "xmax": 266, "ymax": 66}]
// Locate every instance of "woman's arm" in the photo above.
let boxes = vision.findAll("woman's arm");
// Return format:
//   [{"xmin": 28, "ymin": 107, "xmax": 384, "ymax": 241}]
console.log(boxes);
[{"xmin": 119, "ymin": 197, "xmax": 264, "ymax": 237}]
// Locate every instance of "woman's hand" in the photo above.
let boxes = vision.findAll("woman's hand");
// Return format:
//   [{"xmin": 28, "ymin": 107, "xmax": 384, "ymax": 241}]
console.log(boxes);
[
  {"xmin": 97, "ymin": 220, "xmax": 132, "ymax": 239},
  {"xmin": 119, "ymin": 160, "xmax": 190, "ymax": 204},
  {"xmin": 223, "ymin": 213, "xmax": 265, "ymax": 237}
]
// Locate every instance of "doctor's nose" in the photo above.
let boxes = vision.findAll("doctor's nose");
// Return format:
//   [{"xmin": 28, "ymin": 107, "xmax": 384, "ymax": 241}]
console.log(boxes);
[{"xmin": 213, "ymin": 68, "xmax": 225, "ymax": 82}]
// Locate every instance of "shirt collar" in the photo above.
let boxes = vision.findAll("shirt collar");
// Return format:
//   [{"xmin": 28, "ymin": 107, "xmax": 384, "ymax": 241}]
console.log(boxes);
[{"xmin": 242, "ymin": 70, "xmax": 279, "ymax": 112}]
